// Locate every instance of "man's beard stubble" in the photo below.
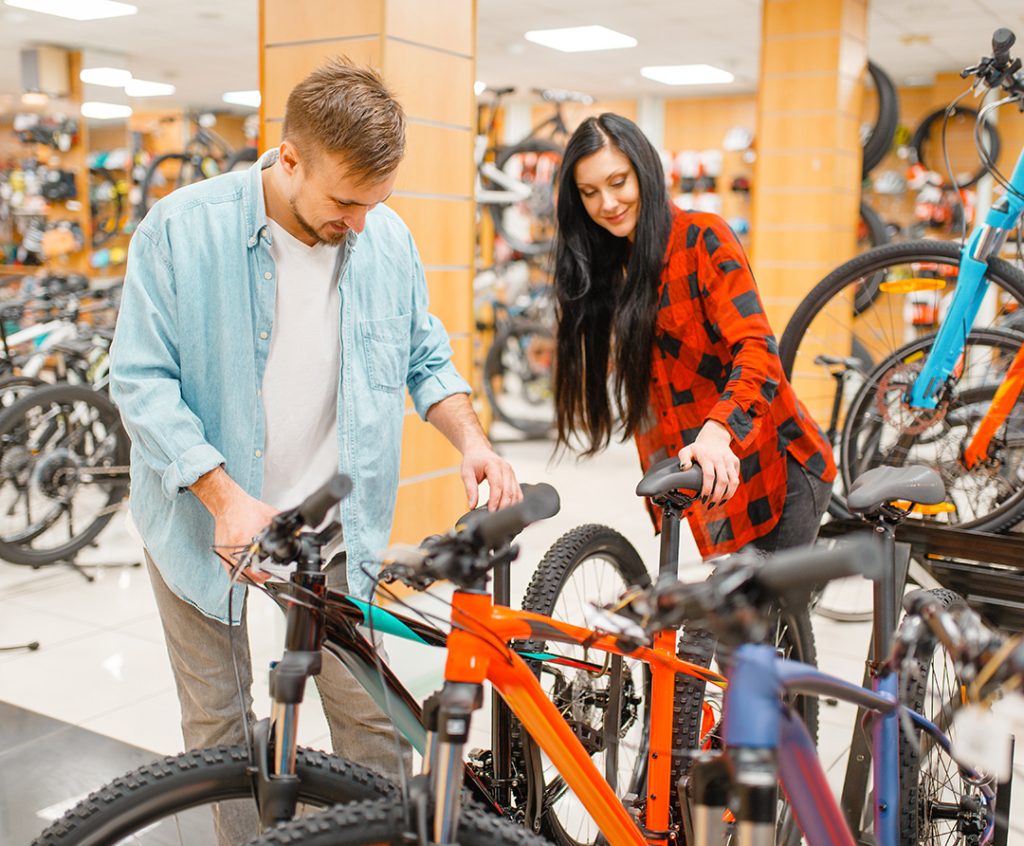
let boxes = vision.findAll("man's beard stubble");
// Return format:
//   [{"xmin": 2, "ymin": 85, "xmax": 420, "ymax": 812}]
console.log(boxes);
[{"xmin": 288, "ymin": 196, "xmax": 348, "ymax": 247}]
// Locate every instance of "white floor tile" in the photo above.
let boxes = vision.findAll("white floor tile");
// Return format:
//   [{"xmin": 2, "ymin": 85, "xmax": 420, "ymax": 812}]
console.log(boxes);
[{"xmin": 77, "ymin": 688, "xmax": 184, "ymax": 755}]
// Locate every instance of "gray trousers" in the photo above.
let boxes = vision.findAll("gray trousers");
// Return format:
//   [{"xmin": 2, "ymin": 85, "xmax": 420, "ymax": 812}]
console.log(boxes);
[
  {"xmin": 146, "ymin": 552, "xmax": 410, "ymax": 845},
  {"xmin": 746, "ymin": 455, "xmax": 834, "ymax": 553}
]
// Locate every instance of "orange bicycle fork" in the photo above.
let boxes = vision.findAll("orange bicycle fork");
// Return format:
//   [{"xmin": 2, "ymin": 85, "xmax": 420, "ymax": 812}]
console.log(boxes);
[{"xmin": 963, "ymin": 340, "xmax": 1024, "ymax": 468}]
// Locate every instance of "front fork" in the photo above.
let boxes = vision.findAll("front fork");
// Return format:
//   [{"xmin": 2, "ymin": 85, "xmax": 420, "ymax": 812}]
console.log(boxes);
[
  {"xmin": 253, "ymin": 559, "xmax": 327, "ymax": 827},
  {"xmin": 422, "ymin": 682, "xmax": 484, "ymax": 845}
]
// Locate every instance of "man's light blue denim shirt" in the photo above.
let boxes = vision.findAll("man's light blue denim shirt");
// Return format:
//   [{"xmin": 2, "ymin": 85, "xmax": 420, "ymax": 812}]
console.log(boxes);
[{"xmin": 110, "ymin": 151, "xmax": 471, "ymax": 623}]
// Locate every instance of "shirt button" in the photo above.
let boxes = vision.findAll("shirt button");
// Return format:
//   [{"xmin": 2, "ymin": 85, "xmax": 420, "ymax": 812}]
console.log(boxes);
[
  {"xmin": 264, "ymin": 271, "xmax": 272, "ymax": 280},
  {"xmin": 259, "ymin": 331, "xmax": 269, "ymax": 340},
  {"xmin": 257, "ymin": 388, "xmax": 262, "ymax": 397},
  {"xmin": 255, "ymin": 449, "xmax": 262, "ymax": 458}
]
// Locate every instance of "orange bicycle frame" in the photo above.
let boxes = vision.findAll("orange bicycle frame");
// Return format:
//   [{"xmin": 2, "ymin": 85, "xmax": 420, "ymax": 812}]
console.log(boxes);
[
  {"xmin": 963, "ymin": 341, "xmax": 1024, "ymax": 468},
  {"xmin": 443, "ymin": 590, "xmax": 726, "ymax": 846}
]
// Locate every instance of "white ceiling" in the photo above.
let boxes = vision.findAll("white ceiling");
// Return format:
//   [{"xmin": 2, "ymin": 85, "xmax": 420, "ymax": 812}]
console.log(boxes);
[{"xmin": 0, "ymin": 0, "xmax": 1023, "ymax": 115}]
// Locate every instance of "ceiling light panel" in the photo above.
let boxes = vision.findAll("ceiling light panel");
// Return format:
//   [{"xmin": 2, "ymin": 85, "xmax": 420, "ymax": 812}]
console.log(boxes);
[
  {"xmin": 81, "ymin": 101, "xmax": 133, "ymax": 119},
  {"xmin": 524, "ymin": 25, "xmax": 637, "ymax": 53},
  {"xmin": 222, "ymin": 90, "xmax": 260, "ymax": 108},
  {"xmin": 5, "ymin": 0, "xmax": 138, "ymax": 21},
  {"xmin": 79, "ymin": 67, "xmax": 132, "ymax": 87},
  {"xmin": 640, "ymin": 64, "xmax": 735, "ymax": 86},
  {"xmin": 125, "ymin": 79, "xmax": 175, "ymax": 97}
]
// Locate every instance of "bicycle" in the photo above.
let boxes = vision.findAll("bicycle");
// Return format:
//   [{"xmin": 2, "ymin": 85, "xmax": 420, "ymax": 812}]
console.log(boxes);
[
  {"xmin": 138, "ymin": 112, "xmax": 258, "ymax": 216},
  {"xmin": 590, "ymin": 498, "xmax": 1011, "ymax": 844},
  {"xmin": 33, "ymin": 475, "xmax": 729, "ymax": 846},
  {"xmin": 477, "ymin": 86, "xmax": 591, "ymax": 256},
  {"xmin": 239, "ymin": 461, "xmax": 820, "ymax": 846},
  {"xmin": 779, "ymin": 28, "xmax": 1024, "ymax": 532},
  {"xmin": 475, "ymin": 259, "xmax": 556, "ymax": 438}
]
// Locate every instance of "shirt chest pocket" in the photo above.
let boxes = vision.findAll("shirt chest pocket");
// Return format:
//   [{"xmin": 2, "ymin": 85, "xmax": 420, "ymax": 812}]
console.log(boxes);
[{"xmin": 361, "ymin": 314, "xmax": 411, "ymax": 392}]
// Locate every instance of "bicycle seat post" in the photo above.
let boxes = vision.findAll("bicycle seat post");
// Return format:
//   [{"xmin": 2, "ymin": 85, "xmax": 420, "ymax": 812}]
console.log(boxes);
[{"xmin": 656, "ymin": 493, "xmax": 696, "ymax": 584}]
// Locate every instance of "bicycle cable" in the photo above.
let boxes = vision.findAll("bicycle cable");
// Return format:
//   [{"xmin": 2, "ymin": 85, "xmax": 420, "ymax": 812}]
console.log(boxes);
[
  {"xmin": 214, "ymin": 542, "xmax": 258, "ymax": 756},
  {"xmin": 939, "ymin": 86, "xmax": 974, "ymax": 245},
  {"xmin": 975, "ymin": 95, "xmax": 1024, "ymax": 204}
]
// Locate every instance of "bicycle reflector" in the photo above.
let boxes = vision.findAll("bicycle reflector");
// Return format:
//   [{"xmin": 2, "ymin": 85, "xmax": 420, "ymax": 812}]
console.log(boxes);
[{"xmin": 878, "ymin": 277, "xmax": 947, "ymax": 294}]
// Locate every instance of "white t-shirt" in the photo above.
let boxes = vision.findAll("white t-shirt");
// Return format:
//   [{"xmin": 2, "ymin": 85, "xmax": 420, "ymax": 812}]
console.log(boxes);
[{"xmin": 262, "ymin": 218, "xmax": 344, "ymax": 559}]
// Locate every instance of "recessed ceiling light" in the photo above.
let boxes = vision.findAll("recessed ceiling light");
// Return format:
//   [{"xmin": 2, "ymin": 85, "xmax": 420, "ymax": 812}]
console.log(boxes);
[
  {"xmin": 5, "ymin": 0, "xmax": 137, "ymax": 21},
  {"xmin": 125, "ymin": 79, "xmax": 175, "ymax": 97},
  {"xmin": 222, "ymin": 90, "xmax": 260, "ymax": 108},
  {"xmin": 524, "ymin": 25, "xmax": 637, "ymax": 53},
  {"xmin": 80, "ymin": 67, "xmax": 132, "ymax": 87},
  {"xmin": 641, "ymin": 64, "xmax": 735, "ymax": 86},
  {"xmin": 81, "ymin": 101, "xmax": 132, "ymax": 119},
  {"xmin": 474, "ymin": 80, "xmax": 486, "ymax": 96},
  {"xmin": 21, "ymin": 91, "xmax": 48, "ymax": 105}
]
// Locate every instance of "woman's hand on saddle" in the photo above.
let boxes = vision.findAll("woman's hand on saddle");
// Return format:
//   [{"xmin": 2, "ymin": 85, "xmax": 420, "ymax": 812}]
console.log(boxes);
[{"xmin": 678, "ymin": 420, "xmax": 740, "ymax": 508}]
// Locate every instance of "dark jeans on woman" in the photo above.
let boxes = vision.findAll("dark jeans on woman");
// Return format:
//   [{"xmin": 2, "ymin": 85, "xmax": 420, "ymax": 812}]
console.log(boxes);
[{"xmin": 744, "ymin": 454, "xmax": 834, "ymax": 554}]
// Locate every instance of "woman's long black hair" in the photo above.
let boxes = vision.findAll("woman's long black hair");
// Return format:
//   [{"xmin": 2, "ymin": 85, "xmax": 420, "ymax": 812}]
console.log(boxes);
[{"xmin": 553, "ymin": 113, "xmax": 672, "ymax": 456}]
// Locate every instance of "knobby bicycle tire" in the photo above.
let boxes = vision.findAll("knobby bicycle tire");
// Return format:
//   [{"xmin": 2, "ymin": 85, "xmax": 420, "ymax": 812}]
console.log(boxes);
[
  {"xmin": 898, "ymin": 588, "xmax": 980, "ymax": 845},
  {"xmin": 241, "ymin": 797, "xmax": 551, "ymax": 846},
  {"xmin": 862, "ymin": 61, "xmax": 899, "ymax": 177},
  {"xmin": 512, "ymin": 524, "xmax": 712, "ymax": 839},
  {"xmin": 0, "ymin": 382, "xmax": 130, "ymax": 566},
  {"xmin": 778, "ymin": 240, "xmax": 1024, "ymax": 521},
  {"xmin": 911, "ymin": 106, "xmax": 1001, "ymax": 190},
  {"xmin": 483, "ymin": 317, "xmax": 555, "ymax": 438},
  {"xmin": 32, "ymin": 745, "xmax": 397, "ymax": 846},
  {"xmin": 487, "ymin": 138, "xmax": 563, "ymax": 257}
]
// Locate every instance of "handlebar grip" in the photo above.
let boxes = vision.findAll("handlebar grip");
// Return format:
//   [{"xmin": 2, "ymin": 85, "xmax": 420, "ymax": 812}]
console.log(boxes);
[
  {"xmin": 297, "ymin": 473, "xmax": 353, "ymax": 527},
  {"xmin": 753, "ymin": 535, "xmax": 883, "ymax": 597},
  {"xmin": 993, "ymin": 28, "xmax": 1016, "ymax": 67},
  {"xmin": 473, "ymin": 483, "xmax": 561, "ymax": 549}
]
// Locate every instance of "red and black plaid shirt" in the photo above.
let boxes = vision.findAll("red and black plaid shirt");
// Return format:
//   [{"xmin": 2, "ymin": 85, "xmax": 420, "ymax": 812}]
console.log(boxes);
[{"xmin": 635, "ymin": 208, "xmax": 835, "ymax": 557}]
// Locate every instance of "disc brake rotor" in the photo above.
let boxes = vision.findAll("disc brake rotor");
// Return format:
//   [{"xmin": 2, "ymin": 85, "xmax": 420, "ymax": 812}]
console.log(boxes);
[{"xmin": 875, "ymin": 361, "xmax": 950, "ymax": 435}]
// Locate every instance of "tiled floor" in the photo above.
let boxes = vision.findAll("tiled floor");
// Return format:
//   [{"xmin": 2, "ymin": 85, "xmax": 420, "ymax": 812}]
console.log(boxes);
[{"xmin": 1, "ymin": 433, "xmax": 1021, "ymax": 843}]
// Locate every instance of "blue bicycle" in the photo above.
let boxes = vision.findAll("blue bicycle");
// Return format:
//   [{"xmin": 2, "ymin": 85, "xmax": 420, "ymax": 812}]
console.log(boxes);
[
  {"xmin": 780, "ymin": 29, "xmax": 1024, "ymax": 533},
  {"xmin": 599, "ymin": 481, "xmax": 1009, "ymax": 845}
]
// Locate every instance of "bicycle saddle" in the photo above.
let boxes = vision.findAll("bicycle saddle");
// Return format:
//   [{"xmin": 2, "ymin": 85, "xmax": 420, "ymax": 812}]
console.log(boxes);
[
  {"xmin": 846, "ymin": 465, "xmax": 945, "ymax": 514},
  {"xmin": 635, "ymin": 456, "xmax": 703, "ymax": 498}
]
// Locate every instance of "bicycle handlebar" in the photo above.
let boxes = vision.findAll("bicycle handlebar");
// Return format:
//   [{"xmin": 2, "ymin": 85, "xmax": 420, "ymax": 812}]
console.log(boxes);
[
  {"xmin": 258, "ymin": 472, "xmax": 352, "ymax": 564},
  {"xmin": 962, "ymin": 28, "xmax": 1024, "ymax": 96},
  {"xmin": 992, "ymin": 28, "xmax": 1016, "ymax": 69}
]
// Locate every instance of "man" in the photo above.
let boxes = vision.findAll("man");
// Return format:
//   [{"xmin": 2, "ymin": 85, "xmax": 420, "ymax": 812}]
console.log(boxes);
[{"xmin": 110, "ymin": 58, "xmax": 520, "ymax": 842}]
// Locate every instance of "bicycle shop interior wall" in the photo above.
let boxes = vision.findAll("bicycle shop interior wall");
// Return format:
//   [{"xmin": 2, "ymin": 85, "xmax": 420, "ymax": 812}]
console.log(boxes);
[{"xmin": 0, "ymin": 49, "xmax": 92, "ymax": 279}]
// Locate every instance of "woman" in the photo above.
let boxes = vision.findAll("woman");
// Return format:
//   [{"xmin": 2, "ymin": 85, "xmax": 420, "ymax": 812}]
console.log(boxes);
[{"xmin": 553, "ymin": 113, "xmax": 835, "ymax": 555}]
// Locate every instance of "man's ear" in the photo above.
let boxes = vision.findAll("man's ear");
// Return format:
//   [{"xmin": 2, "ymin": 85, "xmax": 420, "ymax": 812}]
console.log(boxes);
[{"xmin": 278, "ymin": 139, "xmax": 301, "ymax": 175}]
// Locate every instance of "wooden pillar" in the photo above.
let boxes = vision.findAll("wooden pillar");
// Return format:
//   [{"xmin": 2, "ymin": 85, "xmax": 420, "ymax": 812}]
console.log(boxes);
[
  {"xmin": 750, "ymin": 0, "xmax": 867, "ymax": 336},
  {"xmin": 259, "ymin": 0, "xmax": 476, "ymax": 544}
]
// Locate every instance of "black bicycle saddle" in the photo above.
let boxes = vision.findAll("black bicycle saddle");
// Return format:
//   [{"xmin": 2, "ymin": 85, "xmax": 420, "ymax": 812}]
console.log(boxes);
[
  {"xmin": 635, "ymin": 456, "xmax": 704, "ymax": 498},
  {"xmin": 846, "ymin": 465, "xmax": 945, "ymax": 514}
]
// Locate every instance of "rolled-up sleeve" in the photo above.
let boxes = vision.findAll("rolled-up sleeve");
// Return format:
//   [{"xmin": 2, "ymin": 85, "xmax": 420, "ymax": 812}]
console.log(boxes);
[
  {"xmin": 403, "ymin": 233, "xmax": 471, "ymax": 418},
  {"xmin": 109, "ymin": 226, "xmax": 226, "ymax": 499}
]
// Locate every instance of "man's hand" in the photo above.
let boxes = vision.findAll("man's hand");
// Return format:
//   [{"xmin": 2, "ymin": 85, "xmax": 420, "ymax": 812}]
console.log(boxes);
[
  {"xmin": 425, "ymin": 393, "xmax": 523, "ymax": 511},
  {"xmin": 678, "ymin": 420, "xmax": 740, "ymax": 508},
  {"xmin": 191, "ymin": 467, "xmax": 279, "ymax": 584},
  {"xmin": 461, "ymin": 445, "xmax": 522, "ymax": 511}
]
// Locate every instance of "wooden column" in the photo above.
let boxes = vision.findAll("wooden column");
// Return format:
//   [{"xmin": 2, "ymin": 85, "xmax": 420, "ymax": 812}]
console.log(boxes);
[
  {"xmin": 750, "ymin": 0, "xmax": 867, "ymax": 337},
  {"xmin": 260, "ymin": 0, "xmax": 476, "ymax": 544}
]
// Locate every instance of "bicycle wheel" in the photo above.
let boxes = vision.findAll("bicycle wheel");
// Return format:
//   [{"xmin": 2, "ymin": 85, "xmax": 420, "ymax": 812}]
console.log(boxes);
[
  {"xmin": 856, "ymin": 199, "xmax": 891, "ymax": 313},
  {"xmin": 487, "ymin": 138, "xmax": 562, "ymax": 257},
  {"xmin": 31, "ymin": 745, "xmax": 397, "ymax": 846},
  {"xmin": 514, "ymin": 525, "xmax": 722, "ymax": 846},
  {"xmin": 225, "ymin": 146, "xmax": 258, "ymax": 172},
  {"xmin": 484, "ymin": 318, "xmax": 555, "ymax": 438},
  {"xmin": 675, "ymin": 598, "xmax": 817, "ymax": 846},
  {"xmin": 911, "ymin": 106, "xmax": 1000, "ymax": 190},
  {"xmin": 139, "ymin": 152, "xmax": 218, "ymax": 216},
  {"xmin": 841, "ymin": 329, "xmax": 1024, "ymax": 532},
  {"xmin": 862, "ymin": 61, "xmax": 899, "ymax": 177},
  {"xmin": 0, "ymin": 383, "xmax": 129, "ymax": 566},
  {"xmin": 779, "ymin": 240, "xmax": 1024, "ymax": 520},
  {"xmin": 899, "ymin": 589, "xmax": 990, "ymax": 844},
  {"xmin": 242, "ymin": 797, "xmax": 550, "ymax": 846},
  {"xmin": 0, "ymin": 375, "xmax": 46, "ymax": 409}
]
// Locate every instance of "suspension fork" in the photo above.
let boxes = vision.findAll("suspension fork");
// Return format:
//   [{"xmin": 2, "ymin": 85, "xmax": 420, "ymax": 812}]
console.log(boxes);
[
  {"xmin": 430, "ymin": 681, "xmax": 484, "ymax": 845},
  {"xmin": 962, "ymin": 341, "xmax": 1024, "ymax": 468},
  {"xmin": 254, "ymin": 541, "xmax": 327, "ymax": 827}
]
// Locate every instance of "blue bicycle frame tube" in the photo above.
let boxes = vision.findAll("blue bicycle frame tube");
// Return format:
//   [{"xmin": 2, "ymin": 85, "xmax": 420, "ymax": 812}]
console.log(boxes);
[
  {"xmin": 909, "ymin": 145, "xmax": 1024, "ymax": 408},
  {"xmin": 723, "ymin": 643, "xmax": 976, "ymax": 846}
]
